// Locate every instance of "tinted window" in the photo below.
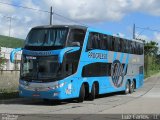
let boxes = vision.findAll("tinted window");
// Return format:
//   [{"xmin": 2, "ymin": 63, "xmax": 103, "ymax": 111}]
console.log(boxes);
[
  {"xmin": 26, "ymin": 28, "xmax": 68, "ymax": 47},
  {"xmin": 82, "ymin": 63, "xmax": 111, "ymax": 77},
  {"xmin": 67, "ymin": 29, "xmax": 86, "ymax": 47},
  {"xmin": 87, "ymin": 32, "xmax": 101, "ymax": 50},
  {"xmin": 100, "ymin": 34, "xmax": 107, "ymax": 50},
  {"xmin": 86, "ymin": 32, "xmax": 144, "ymax": 55}
]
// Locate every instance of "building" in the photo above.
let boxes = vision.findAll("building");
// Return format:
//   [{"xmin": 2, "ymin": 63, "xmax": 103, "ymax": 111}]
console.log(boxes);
[{"xmin": 0, "ymin": 47, "xmax": 22, "ymax": 70}]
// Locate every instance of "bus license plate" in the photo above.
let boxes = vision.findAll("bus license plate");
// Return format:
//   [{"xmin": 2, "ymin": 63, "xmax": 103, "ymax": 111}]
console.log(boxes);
[{"xmin": 32, "ymin": 94, "xmax": 40, "ymax": 97}]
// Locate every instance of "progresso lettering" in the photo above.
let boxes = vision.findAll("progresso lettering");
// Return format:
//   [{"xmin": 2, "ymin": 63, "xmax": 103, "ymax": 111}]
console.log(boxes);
[{"xmin": 88, "ymin": 52, "xmax": 107, "ymax": 60}]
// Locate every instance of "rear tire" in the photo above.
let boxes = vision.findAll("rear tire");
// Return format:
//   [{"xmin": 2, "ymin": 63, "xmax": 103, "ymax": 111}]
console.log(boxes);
[
  {"xmin": 77, "ymin": 84, "xmax": 85, "ymax": 103},
  {"xmin": 129, "ymin": 80, "xmax": 135, "ymax": 93},
  {"xmin": 89, "ymin": 83, "xmax": 96, "ymax": 101},
  {"xmin": 124, "ymin": 81, "xmax": 130, "ymax": 94}
]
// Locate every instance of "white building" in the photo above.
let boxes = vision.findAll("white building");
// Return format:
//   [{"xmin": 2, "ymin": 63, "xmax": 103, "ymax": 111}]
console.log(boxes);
[{"xmin": 0, "ymin": 47, "xmax": 22, "ymax": 70}]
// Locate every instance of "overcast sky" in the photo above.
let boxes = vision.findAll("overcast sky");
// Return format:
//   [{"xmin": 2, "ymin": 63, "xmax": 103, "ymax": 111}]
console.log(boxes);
[{"xmin": 0, "ymin": 0, "xmax": 160, "ymax": 44}]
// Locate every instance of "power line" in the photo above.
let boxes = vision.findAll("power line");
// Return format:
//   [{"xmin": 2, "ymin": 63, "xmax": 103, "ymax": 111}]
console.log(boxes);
[
  {"xmin": 54, "ymin": 13, "xmax": 89, "ymax": 27},
  {"xmin": 0, "ymin": 1, "xmax": 89, "ymax": 27},
  {"xmin": 0, "ymin": 1, "xmax": 49, "ymax": 13},
  {"xmin": 136, "ymin": 26, "xmax": 160, "ymax": 33}
]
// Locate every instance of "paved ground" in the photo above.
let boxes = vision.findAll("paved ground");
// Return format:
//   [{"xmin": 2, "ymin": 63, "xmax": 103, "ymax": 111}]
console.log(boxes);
[{"xmin": 0, "ymin": 75, "xmax": 160, "ymax": 119}]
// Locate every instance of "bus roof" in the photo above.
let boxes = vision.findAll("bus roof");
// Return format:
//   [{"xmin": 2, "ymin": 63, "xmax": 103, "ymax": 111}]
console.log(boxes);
[{"xmin": 32, "ymin": 25, "xmax": 87, "ymax": 30}]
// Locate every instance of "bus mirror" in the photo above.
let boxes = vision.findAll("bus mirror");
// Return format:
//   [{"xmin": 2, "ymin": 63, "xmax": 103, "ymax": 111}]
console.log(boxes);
[
  {"xmin": 71, "ymin": 42, "xmax": 80, "ymax": 47},
  {"xmin": 10, "ymin": 48, "xmax": 23, "ymax": 63}
]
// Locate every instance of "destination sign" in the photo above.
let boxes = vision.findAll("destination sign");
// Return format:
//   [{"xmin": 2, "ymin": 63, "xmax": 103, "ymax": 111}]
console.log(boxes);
[
  {"xmin": 88, "ymin": 52, "xmax": 107, "ymax": 60},
  {"xmin": 23, "ymin": 50, "xmax": 54, "ymax": 56}
]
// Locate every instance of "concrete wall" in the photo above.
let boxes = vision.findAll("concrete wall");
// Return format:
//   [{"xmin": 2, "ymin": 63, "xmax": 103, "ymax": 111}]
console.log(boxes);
[
  {"xmin": 0, "ymin": 71, "xmax": 19, "ymax": 93},
  {"xmin": 0, "ymin": 47, "xmax": 22, "ymax": 70}
]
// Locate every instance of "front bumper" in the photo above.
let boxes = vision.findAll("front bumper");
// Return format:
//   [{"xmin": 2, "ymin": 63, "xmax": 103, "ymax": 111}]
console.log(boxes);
[{"xmin": 19, "ymin": 87, "xmax": 62, "ymax": 100}]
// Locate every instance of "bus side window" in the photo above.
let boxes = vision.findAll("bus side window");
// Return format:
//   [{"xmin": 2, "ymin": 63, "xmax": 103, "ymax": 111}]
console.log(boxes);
[
  {"xmin": 111, "ymin": 36, "xmax": 115, "ymax": 51},
  {"xmin": 86, "ymin": 33, "xmax": 93, "ymax": 50},
  {"xmin": 93, "ymin": 33, "xmax": 100, "ymax": 49},
  {"xmin": 135, "ymin": 42, "xmax": 137, "ymax": 54},
  {"xmin": 114, "ymin": 37, "xmax": 119, "ymax": 52},
  {"xmin": 67, "ymin": 29, "xmax": 86, "ymax": 47},
  {"xmin": 131, "ymin": 41, "xmax": 134, "ymax": 54},
  {"xmin": 86, "ymin": 32, "xmax": 100, "ymax": 51},
  {"xmin": 140, "ymin": 43, "xmax": 144, "ymax": 55},
  {"xmin": 119, "ymin": 38, "xmax": 124, "ymax": 52},
  {"xmin": 107, "ymin": 35, "xmax": 112, "ymax": 51},
  {"xmin": 100, "ymin": 34, "xmax": 107, "ymax": 50},
  {"xmin": 128, "ymin": 40, "xmax": 132, "ymax": 54},
  {"xmin": 124, "ymin": 39, "xmax": 127, "ymax": 53},
  {"xmin": 133, "ymin": 42, "xmax": 136, "ymax": 54},
  {"xmin": 135, "ymin": 42, "xmax": 139, "ymax": 54}
]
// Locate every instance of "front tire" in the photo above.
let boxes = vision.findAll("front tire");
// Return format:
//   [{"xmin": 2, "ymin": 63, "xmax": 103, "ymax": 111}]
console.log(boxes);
[
  {"xmin": 124, "ymin": 81, "xmax": 130, "ymax": 94},
  {"xmin": 77, "ymin": 84, "xmax": 85, "ymax": 103},
  {"xmin": 129, "ymin": 80, "xmax": 135, "ymax": 93}
]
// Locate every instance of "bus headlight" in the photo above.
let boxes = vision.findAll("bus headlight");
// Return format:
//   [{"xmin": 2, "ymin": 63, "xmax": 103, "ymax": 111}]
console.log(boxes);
[
  {"xmin": 19, "ymin": 84, "xmax": 29, "ymax": 89},
  {"xmin": 52, "ymin": 82, "xmax": 66, "ymax": 89}
]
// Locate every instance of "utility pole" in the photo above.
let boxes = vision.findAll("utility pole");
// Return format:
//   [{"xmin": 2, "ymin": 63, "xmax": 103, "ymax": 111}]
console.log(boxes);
[
  {"xmin": 133, "ymin": 23, "xmax": 135, "ymax": 39},
  {"xmin": 8, "ymin": 17, "xmax": 11, "ymax": 37},
  {"xmin": 50, "ymin": 6, "xmax": 53, "ymax": 25},
  {"xmin": 3, "ymin": 16, "xmax": 15, "ymax": 37}
]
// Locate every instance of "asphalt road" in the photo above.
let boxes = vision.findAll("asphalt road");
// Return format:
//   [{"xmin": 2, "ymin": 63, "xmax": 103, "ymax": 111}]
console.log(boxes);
[{"xmin": 0, "ymin": 74, "xmax": 160, "ymax": 120}]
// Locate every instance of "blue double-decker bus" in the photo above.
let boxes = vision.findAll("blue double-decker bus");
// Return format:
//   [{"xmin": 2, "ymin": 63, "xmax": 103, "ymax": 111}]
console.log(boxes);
[{"xmin": 11, "ymin": 25, "xmax": 144, "ymax": 102}]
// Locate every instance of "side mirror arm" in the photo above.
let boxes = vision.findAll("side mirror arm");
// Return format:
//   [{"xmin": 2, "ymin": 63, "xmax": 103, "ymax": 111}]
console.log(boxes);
[{"xmin": 10, "ymin": 48, "xmax": 23, "ymax": 63}]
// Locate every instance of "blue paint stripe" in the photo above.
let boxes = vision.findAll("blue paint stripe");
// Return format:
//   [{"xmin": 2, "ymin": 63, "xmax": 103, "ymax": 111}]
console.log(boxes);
[{"xmin": 120, "ymin": 53, "xmax": 124, "ymax": 63}]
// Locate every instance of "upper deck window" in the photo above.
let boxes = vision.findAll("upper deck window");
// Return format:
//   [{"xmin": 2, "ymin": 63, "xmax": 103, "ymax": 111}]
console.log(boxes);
[
  {"xmin": 67, "ymin": 29, "xmax": 86, "ymax": 47},
  {"xmin": 86, "ymin": 32, "xmax": 144, "ymax": 55},
  {"xmin": 25, "ymin": 28, "xmax": 68, "ymax": 47}
]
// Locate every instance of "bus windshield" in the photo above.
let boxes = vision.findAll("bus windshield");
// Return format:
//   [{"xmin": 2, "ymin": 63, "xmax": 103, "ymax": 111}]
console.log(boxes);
[
  {"xmin": 20, "ymin": 55, "xmax": 62, "ymax": 81},
  {"xmin": 25, "ymin": 28, "xmax": 68, "ymax": 47}
]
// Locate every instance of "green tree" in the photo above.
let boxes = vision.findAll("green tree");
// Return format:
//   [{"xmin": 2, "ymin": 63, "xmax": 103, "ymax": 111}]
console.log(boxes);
[
  {"xmin": 144, "ymin": 41, "xmax": 158, "ymax": 55},
  {"xmin": 144, "ymin": 41, "xmax": 159, "ymax": 77}
]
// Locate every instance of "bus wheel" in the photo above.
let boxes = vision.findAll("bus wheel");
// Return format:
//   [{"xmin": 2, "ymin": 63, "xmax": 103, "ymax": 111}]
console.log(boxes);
[
  {"xmin": 89, "ymin": 83, "xmax": 96, "ymax": 101},
  {"xmin": 124, "ymin": 81, "xmax": 130, "ymax": 94},
  {"xmin": 77, "ymin": 84, "xmax": 85, "ymax": 103},
  {"xmin": 129, "ymin": 80, "xmax": 135, "ymax": 94}
]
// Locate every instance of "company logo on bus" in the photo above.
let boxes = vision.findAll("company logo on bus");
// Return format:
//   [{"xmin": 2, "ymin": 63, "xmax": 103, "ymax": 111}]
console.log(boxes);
[
  {"xmin": 111, "ymin": 60, "xmax": 125, "ymax": 88},
  {"xmin": 88, "ymin": 52, "xmax": 107, "ymax": 60}
]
